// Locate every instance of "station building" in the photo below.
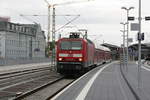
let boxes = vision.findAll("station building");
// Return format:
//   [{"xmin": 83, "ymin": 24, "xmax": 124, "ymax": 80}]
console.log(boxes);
[{"xmin": 0, "ymin": 21, "xmax": 46, "ymax": 59}]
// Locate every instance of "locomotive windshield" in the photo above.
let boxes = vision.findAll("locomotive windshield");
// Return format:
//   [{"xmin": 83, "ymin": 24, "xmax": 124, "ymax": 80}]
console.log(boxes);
[{"xmin": 60, "ymin": 41, "xmax": 82, "ymax": 50}]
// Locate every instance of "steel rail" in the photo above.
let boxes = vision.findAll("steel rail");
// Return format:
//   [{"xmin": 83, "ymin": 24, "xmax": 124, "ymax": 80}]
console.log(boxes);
[
  {"xmin": 0, "ymin": 67, "xmax": 51, "ymax": 80},
  {"xmin": 46, "ymin": 79, "xmax": 75, "ymax": 100},
  {"xmin": 13, "ymin": 76, "xmax": 65, "ymax": 100}
]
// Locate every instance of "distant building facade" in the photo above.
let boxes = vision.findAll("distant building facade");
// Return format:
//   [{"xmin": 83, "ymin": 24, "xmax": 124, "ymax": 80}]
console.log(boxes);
[
  {"xmin": 0, "ymin": 21, "xmax": 46, "ymax": 59},
  {"xmin": 129, "ymin": 43, "xmax": 150, "ymax": 60}
]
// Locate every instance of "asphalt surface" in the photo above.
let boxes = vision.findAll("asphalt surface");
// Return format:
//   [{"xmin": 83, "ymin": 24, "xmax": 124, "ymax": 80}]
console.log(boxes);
[{"xmin": 52, "ymin": 62, "xmax": 136, "ymax": 100}]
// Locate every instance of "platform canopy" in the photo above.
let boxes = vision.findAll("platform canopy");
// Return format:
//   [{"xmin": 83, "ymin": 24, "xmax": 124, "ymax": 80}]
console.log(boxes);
[
  {"xmin": 129, "ymin": 43, "xmax": 150, "ymax": 50},
  {"xmin": 101, "ymin": 43, "xmax": 120, "ymax": 60},
  {"xmin": 101, "ymin": 43, "xmax": 120, "ymax": 51},
  {"xmin": 129, "ymin": 43, "xmax": 150, "ymax": 59}
]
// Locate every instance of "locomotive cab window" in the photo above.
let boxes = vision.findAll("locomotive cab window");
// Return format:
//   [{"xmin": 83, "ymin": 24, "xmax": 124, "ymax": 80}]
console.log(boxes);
[{"xmin": 60, "ymin": 41, "xmax": 82, "ymax": 50}]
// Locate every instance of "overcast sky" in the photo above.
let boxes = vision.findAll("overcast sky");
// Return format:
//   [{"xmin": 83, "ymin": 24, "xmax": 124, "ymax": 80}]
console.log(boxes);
[{"xmin": 1, "ymin": 0, "xmax": 150, "ymax": 46}]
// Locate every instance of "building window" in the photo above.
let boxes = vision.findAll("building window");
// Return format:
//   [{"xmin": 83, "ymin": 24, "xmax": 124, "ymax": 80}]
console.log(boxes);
[
  {"xmin": 18, "ymin": 26, "xmax": 20, "ymax": 32},
  {"xmin": 18, "ymin": 26, "xmax": 21, "ymax": 32},
  {"xmin": 7, "ymin": 23, "xmax": 10, "ymax": 30},
  {"xmin": 12, "ymin": 24, "xmax": 14, "ymax": 30},
  {"xmin": 14, "ymin": 25, "xmax": 16, "ymax": 31},
  {"xmin": 0, "ymin": 22, "xmax": 5, "ymax": 30},
  {"xmin": 24, "ymin": 27, "xmax": 26, "ymax": 33},
  {"xmin": 10, "ymin": 24, "xmax": 12, "ymax": 30},
  {"xmin": 21, "ymin": 27, "xmax": 24, "ymax": 32},
  {"xmin": 26, "ymin": 28, "xmax": 29, "ymax": 33},
  {"xmin": 16, "ymin": 25, "xmax": 18, "ymax": 31}
]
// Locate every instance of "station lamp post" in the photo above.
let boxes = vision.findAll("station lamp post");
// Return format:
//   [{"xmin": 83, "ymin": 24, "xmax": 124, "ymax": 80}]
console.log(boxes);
[
  {"xmin": 120, "ymin": 22, "xmax": 127, "ymax": 69},
  {"xmin": 121, "ymin": 7, "xmax": 134, "ymax": 66},
  {"xmin": 138, "ymin": 0, "xmax": 142, "ymax": 90}
]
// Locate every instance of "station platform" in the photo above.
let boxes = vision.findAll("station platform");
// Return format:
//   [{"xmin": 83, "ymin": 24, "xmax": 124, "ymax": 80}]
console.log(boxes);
[
  {"xmin": 124, "ymin": 61, "xmax": 150, "ymax": 100},
  {"xmin": 0, "ymin": 62, "xmax": 51, "ymax": 75},
  {"xmin": 52, "ymin": 62, "xmax": 136, "ymax": 100}
]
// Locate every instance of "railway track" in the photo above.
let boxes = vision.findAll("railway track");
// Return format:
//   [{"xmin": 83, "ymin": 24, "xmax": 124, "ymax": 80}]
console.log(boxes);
[
  {"xmin": 0, "ymin": 67, "xmax": 51, "ymax": 79},
  {"xmin": 14, "ymin": 77, "xmax": 74, "ymax": 100},
  {"xmin": 0, "ymin": 67, "xmax": 61, "ymax": 100},
  {"xmin": 0, "ymin": 64, "xmax": 105, "ymax": 100},
  {"xmin": 12, "ymin": 65, "xmax": 105, "ymax": 100}
]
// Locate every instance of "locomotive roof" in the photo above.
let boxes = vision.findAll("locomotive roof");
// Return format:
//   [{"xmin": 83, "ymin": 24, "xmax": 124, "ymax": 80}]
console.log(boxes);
[
  {"xmin": 59, "ymin": 38, "xmax": 82, "ymax": 40},
  {"xmin": 59, "ymin": 38, "xmax": 94, "ymax": 44}
]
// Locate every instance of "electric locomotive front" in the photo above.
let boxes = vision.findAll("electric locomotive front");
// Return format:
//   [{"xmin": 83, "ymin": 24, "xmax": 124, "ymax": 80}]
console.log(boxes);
[{"xmin": 56, "ymin": 33, "xmax": 86, "ymax": 74}]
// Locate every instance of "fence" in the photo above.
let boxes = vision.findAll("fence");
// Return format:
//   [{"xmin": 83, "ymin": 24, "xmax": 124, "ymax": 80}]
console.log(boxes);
[{"xmin": 0, "ymin": 58, "xmax": 51, "ymax": 66}]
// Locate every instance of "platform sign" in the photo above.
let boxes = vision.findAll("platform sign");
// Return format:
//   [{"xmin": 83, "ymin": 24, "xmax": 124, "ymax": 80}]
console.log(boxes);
[
  {"xmin": 145, "ymin": 16, "xmax": 150, "ymax": 20},
  {"xmin": 128, "ymin": 17, "xmax": 135, "ymax": 21},
  {"xmin": 131, "ymin": 23, "xmax": 139, "ymax": 31}
]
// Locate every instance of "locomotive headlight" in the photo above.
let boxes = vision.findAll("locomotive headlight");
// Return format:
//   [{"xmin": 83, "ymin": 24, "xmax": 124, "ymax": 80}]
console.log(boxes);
[
  {"xmin": 79, "ymin": 58, "xmax": 82, "ymax": 61},
  {"xmin": 59, "ymin": 58, "xmax": 62, "ymax": 61}
]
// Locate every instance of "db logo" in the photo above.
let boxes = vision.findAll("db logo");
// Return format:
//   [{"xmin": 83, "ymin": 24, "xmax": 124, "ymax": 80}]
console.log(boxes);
[{"xmin": 68, "ymin": 54, "xmax": 73, "ymax": 57}]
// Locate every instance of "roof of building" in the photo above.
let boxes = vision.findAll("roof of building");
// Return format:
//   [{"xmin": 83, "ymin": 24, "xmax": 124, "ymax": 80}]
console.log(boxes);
[
  {"xmin": 0, "ymin": 17, "xmax": 10, "ymax": 22},
  {"xmin": 0, "ymin": 21, "xmax": 45, "ymax": 39}
]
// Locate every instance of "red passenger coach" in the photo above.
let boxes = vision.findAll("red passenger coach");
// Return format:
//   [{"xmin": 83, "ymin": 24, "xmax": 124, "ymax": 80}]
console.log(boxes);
[
  {"xmin": 94, "ymin": 46, "xmax": 111, "ymax": 65},
  {"xmin": 56, "ymin": 32, "xmax": 95, "ymax": 74}
]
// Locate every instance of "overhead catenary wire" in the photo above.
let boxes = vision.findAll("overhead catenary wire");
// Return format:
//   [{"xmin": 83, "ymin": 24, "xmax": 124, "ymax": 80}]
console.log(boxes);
[
  {"xmin": 55, "ymin": 15, "xmax": 80, "ymax": 32},
  {"xmin": 60, "ymin": 2, "xmax": 89, "ymax": 31}
]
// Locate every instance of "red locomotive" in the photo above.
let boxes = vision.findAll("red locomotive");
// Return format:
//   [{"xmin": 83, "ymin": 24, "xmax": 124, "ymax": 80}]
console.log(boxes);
[{"xmin": 56, "ymin": 32, "xmax": 111, "ymax": 74}]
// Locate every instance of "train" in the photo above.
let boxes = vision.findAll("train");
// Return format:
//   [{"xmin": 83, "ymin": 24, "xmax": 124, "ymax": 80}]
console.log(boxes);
[{"xmin": 56, "ymin": 32, "xmax": 111, "ymax": 75}]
